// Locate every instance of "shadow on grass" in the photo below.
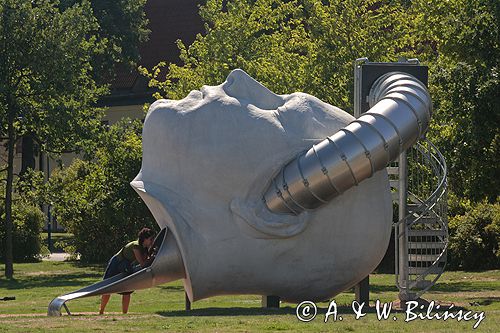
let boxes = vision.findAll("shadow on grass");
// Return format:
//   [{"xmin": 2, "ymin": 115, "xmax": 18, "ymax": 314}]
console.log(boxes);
[
  {"xmin": 0, "ymin": 262, "xmax": 105, "ymax": 290},
  {"xmin": 157, "ymin": 306, "xmax": 297, "ymax": 317},
  {"xmin": 0, "ymin": 272, "xmax": 102, "ymax": 290},
  {"xmin": 342, "ymin": 285, "xmax": 400, "ymax": 294},
  {"xmin": 429, "ymin": 281, "xmax": 499, "ymax": 293},
  {"xmin": 156, "ymin": 304, "xmax": 472, "ymax": 317},
  {"xmin": 366, "ymin": 285, "xmax": 399, "ymax": 293},
  {"xmin": 468, "ymin": 296, "xmax": 500, "ymax": 306},
  {"xmin": 353, "ymin": 280, "xmax": 499, "ymax": 294},
  {"xmin": 70, "ymin": 262, "xmax": 106, "ymax": 270},
  {"xmin": 157, "ymin": 285, "xmax": 185, "ymax": 292}
]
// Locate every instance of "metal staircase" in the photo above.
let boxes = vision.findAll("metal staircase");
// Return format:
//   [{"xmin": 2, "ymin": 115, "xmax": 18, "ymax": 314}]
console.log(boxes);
[
  {"xmin": 390, "ymin": 138, "xmax": 448, "ymax": 300},
  {"xmin": 352, "ymin": 57, "xmax": 448, "ymax": 302}
]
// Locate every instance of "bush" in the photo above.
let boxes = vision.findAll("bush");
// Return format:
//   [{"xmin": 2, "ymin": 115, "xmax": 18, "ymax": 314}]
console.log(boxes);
[
  {"xmin": 0, "ymin": 202, "xmax": 45, "ymax": 262},
  {"xmin": 49, "ymin": 119, "xmax": 156, "ymax": 263},
  {"xmin": 448, "ymin": 200, "xmax": 500, "ymax": 270}
]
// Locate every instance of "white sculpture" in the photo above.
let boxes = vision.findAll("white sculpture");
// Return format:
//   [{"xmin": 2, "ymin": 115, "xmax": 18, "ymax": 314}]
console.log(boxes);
[
  {"xmin": 50, "ymin": 68, "xmax": 433, "ymax": 315},
  {"xmin": 131, "ymin": 69, "xmax": 393, "ymax": 302}
]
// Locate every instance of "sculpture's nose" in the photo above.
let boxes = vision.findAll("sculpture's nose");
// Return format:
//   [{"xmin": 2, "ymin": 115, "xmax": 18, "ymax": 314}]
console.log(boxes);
[{"xmin": 222, "ymin": 69, "xmax": 284, "ymax": 110}]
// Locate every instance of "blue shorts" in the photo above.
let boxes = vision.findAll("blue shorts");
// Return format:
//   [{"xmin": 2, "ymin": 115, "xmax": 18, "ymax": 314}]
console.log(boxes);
[{"xmin": 103, "ymin": 254, "xmax": 134, "ymax": 295}]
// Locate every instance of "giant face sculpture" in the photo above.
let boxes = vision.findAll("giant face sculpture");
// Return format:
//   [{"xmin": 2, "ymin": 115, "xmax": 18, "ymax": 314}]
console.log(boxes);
[{"xmin": 130, "ymin": 69, "xmax": 394, "ymax": 302}]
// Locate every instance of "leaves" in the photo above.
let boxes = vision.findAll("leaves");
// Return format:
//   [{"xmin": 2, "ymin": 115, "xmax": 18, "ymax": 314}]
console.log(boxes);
[
  {"xmin": 48, "ymin": 119, "xmax": 155, "ymax": 262},
  {"xmin": 0, "ymin": 0, "xmax": 148, "ymax": 271},
  {"xmin": 448, "ymin": 200, "xmax": 500, "ymax": 270},
  {"xmin": 143, "ymin": 1, "xmax": 421, "ymax": 112},
  {"xmin": 0, "ymin": 0, "xmax": 106, "ymax": 153},
  {"xmin": 59, "ymin": 0, "xmax": 150, "ymax": 82},
  {"xmin": 143, "ymin": 0, "xmax": 499, "ymax": 204}
]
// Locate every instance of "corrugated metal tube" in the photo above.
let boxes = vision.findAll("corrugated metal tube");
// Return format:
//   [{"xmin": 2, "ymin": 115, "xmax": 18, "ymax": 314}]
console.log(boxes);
[{"xmin": 263, "ymin": 72, "xmax": 432, "ymax": 215}]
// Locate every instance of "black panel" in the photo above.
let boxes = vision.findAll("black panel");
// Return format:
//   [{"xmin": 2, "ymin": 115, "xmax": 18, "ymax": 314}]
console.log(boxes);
[{"xmin": 360, "ymin": 64, "xmax": 428, "ymax": 114}]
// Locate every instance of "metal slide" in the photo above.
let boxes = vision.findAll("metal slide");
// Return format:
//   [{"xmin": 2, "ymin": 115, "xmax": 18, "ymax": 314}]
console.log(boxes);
[
  {"xmin": 48, "ymin": 228, "xmax": 185, "ymax": 316},
  {"xmin": 264, "ymin": 72, "xmax": 432, "ymax": 215}
]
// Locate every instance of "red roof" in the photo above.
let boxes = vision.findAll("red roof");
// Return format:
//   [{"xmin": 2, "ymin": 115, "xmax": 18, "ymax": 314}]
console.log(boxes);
[{"xmin": 110, "ymin": 0, "xmax": 204, "ymax": 96}]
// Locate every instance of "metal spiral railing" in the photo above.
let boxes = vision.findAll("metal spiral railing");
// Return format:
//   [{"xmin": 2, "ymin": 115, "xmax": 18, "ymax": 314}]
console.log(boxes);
[{"xmin": 393, "ymin": 138, "xmax": 448, "ymax": 300}]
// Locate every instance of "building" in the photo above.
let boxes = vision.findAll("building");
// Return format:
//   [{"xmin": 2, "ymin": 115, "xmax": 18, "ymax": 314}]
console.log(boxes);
[{"xmin": 101, "ymin": 0, "xmax": 204, "ymax": 124}]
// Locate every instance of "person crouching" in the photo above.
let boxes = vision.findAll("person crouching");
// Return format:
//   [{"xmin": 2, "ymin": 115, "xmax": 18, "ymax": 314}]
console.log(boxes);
[{"xmin": 99, "ymin": 227, "xmax": 156, "ymax": 314}]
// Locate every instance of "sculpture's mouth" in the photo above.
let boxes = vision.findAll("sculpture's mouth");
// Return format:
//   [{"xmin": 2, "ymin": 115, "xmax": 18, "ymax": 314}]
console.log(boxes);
[
  {"xmin": 147, "ymin": 226, "xmax": 186, "ymax": 286},
  {"xmin": 129, "ymin": 179, "xmax": 193, "ymax": 297}
]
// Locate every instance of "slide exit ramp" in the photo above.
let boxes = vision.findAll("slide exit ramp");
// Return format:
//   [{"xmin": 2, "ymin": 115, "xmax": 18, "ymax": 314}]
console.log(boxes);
[{"xmin": 48, "ymin": 228, "xmax": 184, "ymax": 316}]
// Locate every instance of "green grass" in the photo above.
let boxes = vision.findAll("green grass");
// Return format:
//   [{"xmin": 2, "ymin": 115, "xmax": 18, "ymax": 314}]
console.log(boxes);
[{"xmin": 0, "ymin": 261, "xmax": 499, "ymax": 332}]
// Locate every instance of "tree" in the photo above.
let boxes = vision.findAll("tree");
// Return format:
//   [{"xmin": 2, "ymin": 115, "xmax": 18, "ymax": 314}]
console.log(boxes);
[
  {"xmin": 48, "ymin": 119, "xmax": 156, "ymax": 262},
  {"xmin": 143, "ymin": 0, "xmax": 499, "ymax": 205},
  {"xmin": 424, "ymin": 0, "xmax": 499, "ymax": 202},
  {"xmin": 0, "ymin": 0, "xmax": 106, "ymax": 278},
  {"xmin": 448, "ymin": 200, "xmax": 500, "ymax": 270},
  {"xmin": 19, "ymin": 0, "xmax": 150, "ymax": 178},
  {"xmin": 142, "ymin": 0, "xmax": 409, "ymax": 112},
  {"xmin": 59, "ymin": 0, "xmax": 150, "ymax": 83}
]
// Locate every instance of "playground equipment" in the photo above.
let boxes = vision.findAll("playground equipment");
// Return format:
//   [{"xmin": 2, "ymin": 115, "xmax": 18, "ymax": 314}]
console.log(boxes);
[
  {"xmin": 48, "ymin": 59, "xmax": 447, "ymax": 316},
  {"xmin": 351, "ymin": 58, "xmax": 448, "ymax": 301}
]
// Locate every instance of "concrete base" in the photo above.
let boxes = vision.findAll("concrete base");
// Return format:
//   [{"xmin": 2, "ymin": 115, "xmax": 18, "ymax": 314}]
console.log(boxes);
[
  {"xmin": 355, "ymin": 275, "xmax": 370, "ymax": 304},
  {"xmin": 262, "ymin": 296, "xmax": 280, "ymax": 309}
]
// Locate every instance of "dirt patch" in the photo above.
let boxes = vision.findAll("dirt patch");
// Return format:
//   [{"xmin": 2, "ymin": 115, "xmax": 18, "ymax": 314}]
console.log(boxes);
[
  {"xmin": 0, "ymin": 312, "xmax": 154, "ymax": 319},
  {"xmin": 428, "ymin": 290, "xmax": 500, "ymax": 298},
  {"xmin": 23, "ymin": 270, "xmax": 80, "ymax": 277},
  {"xmin": 0, "ymin": 313, "xmax": 159, "ymax": 330},
  {"xmin": 0, "ymin": 313, "xmax": 48, "ymax": 318}
]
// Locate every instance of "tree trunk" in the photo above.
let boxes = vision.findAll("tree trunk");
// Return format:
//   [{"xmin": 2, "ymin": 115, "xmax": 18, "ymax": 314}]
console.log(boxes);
[
  {"xmin": 4, "ymin": 105, "xmax": 15, "ymax": 278},
  {"xmin": 20, "ymin": 134, "xmax": 35, "ymax": 177}
]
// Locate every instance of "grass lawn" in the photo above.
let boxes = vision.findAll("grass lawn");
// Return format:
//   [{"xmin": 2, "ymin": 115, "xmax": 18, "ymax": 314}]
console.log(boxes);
[{"xmin": 0, "ymin": 261, "xmax": 499, "ymax": 332}]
